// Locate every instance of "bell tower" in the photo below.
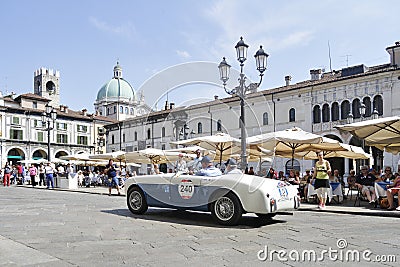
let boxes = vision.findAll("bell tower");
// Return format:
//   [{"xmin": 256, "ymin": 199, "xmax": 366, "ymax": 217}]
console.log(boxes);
[{"xmin": 34, "ymin": 67, "xmax": 60, "ymax": 106}]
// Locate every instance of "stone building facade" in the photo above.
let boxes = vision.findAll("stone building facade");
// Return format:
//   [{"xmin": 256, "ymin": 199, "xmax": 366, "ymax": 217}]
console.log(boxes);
[
  {"xmin": 0, "ymin": 68, "xmax": 116, "ymax": 167},
  {"xmin": 105, "ymin": 41, "xmax": 400, "ymax": 176}
]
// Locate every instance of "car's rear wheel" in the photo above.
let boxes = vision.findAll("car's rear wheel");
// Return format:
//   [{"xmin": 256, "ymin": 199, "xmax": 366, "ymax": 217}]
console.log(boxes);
[
  {"xmin": 211, "ymin": 192, "xmax": 242, "ymax": 226},
  {"xmin": 256, "ymin": 213, "xmax": 276, "ymax": 221},
  {"xmin": 127, "ymin": 186, "xmax": 148, "ymax": 214}
]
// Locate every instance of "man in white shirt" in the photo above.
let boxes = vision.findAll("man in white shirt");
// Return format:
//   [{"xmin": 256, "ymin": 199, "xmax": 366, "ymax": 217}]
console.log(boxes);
[
  {"xmin": 195, "ymin": 156, "xmax": 222, "ymax": 177},
  {"xmin": 224, "ymin": 158, "xmax": 243, "ymax": 174}
]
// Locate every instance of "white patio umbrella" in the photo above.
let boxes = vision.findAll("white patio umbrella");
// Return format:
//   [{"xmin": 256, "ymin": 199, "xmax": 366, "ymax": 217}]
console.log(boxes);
[
  {"xmin": 89, "ymin": 151, "xmax": 141, "ymax": 167},
  {"xmin": 247, "ymin": 128, "xmax": 343, "ymax": 169},
  {"xmin": 60, "ymin": 153, "xmax": 91, "ymax": 161},
  {"xmin": 282, "ymin": 143, "xmax": 371, "ymax": 160},
  {"xmin": 166, "ymin": 146, "xmax": 207, "ymax": 154},
  {"xmin": 171, "ymin": 133, "xmax": 242, "ymax": 166},
  {"xmin": 125, "ymin": 148, "xmax": 194, "ymax": 164},
  {"xmin": 335, "ymin": 116, "xmax": 400, "ymax": 154}
]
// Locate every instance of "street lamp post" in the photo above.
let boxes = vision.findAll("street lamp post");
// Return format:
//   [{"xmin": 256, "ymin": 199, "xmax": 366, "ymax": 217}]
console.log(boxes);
[
  {"xmin": 218, "ymin": 37, "xmax": 268, "ymax": 170},
  {"xmin": 179, "ymin": 124, "xmax": 190, "ymax": 140},
  {"xmin": 41, "ymin": 104, "xmax": 57, "ymax": 162}
]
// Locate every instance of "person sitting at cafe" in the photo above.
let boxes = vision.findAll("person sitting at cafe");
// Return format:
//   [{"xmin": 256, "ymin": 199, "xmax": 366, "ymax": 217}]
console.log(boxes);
[
  {"xmin": 286, "ymin": 169, "xmax": 300, "ymax": 185},
  {"xmin": 355, "ymin": 165, "xmax": 377, "ymax": 204},
  {"xmin": 303, "ymin": 170, "xmax": 313, "ymax": 199},
  {"xmin": 386, "ymin": 174, "xmax": 400, "ymax": 211},
  {"xmin": 266, "ymin": 167, "xmax": 278, "ymax": 179},
  {"xmin": 379, "ymin": 166, "xmax": 396, "ymax": 182}
]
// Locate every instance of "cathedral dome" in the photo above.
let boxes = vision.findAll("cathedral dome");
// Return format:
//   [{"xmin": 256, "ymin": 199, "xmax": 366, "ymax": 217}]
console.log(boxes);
[{"xmin": 96, "ymin": 62, "xmax": 136, "ymax": 102}]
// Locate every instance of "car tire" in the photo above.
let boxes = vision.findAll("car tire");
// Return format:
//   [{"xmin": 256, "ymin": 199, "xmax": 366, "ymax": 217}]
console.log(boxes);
[
  {"xmin": 127, "ymin": 186, "xmax": 148, "ymax": 214},
  {"xmin": 211, "ymin": 192, "xmax": 242, "ymax": 226},
  {"xmin": 256, "ymin": 213, "xmax": 276, "ymax": 221}
]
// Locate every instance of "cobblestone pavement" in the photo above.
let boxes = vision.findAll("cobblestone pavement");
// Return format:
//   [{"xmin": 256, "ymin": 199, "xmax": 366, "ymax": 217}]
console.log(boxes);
[{"xmin": 0, "ymin": 186, "xmax": 398, "ymax": 266}]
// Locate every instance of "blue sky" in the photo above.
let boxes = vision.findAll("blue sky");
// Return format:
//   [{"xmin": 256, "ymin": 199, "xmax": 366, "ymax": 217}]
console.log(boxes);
[{"xmin": 0, "ymin": 0, "xmax": 399, "ymax": 112}]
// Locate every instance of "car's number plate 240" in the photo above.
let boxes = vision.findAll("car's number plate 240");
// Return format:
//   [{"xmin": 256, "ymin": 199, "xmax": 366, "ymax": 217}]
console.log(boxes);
[{"xmin": 179, "ymin": 179, "xmax": 194, "ymax": 199}]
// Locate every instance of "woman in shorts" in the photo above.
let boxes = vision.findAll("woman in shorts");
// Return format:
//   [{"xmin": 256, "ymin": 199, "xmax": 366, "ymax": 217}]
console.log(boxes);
[{"xmin": 312, "ymin": 151, "xmax": 331, "ymax": 209}]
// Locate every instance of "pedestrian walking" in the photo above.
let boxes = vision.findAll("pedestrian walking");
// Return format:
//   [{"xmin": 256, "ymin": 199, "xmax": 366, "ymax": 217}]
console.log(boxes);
[
  {"xmin": 105, "ymin": 159, "xmax": 120, "ymax": 196},
  {"xmin": 312, "ymin": 151, "xmax": 331, "ymax": 210},
  {"xmin": 3, "ymin": 162, "xmax": 12, "ymax": 187},
  {"xmin": 29, "ymin": 164, "xmax": 38, "ymax": 187},
  {"xmin": 44, "ymin": 162, "xmax": 55, "ymax": 189}
]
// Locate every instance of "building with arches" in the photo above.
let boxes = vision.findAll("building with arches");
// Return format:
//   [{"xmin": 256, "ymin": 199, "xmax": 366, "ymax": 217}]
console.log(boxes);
[
  {"xmin": 104, "ymin": 41, "xmax": 400, "ymax": 175},
  {"xmin": 0, "ymin": 68, "xmax": 116, "ymax": 167}
]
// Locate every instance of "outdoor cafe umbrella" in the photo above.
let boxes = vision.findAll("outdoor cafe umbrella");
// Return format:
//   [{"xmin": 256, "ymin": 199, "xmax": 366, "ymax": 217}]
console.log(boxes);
[
  {"xmin": 125, "ymin": 148, "xmax": 194, "ymax": 165},
  {"xmin": 171, "ymin": 133, "xmax": 242, "ymax": 166},
  {"xmin": 335, "ymin": 116, "xmax": 400, "ymax": 154},
  {"xmin": 89, "ymin": 151, "xmax": 141, "ymax": 168},
  {"xmin": 247, "ymin": 127, "xmax": 342, "ymax": 168},
  {"xmin": 279, "ymin": 143, "xmax": 371, "ymax": 160}
]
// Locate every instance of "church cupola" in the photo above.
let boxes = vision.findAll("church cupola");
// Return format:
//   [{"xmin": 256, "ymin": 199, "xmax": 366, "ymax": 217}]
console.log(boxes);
[{"xmin": 113, "ymin": 62, "xmax": 123, "ymax": 79}]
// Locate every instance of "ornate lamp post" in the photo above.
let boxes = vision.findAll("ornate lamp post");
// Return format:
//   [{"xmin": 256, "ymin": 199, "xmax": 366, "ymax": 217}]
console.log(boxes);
[
  {"xmin": 41, "ymin": 104, "xmax": 57, "ymax": 162},
  {"xmin": 218, "ymin": 37, "xmax": 268, "ymax": 170}
]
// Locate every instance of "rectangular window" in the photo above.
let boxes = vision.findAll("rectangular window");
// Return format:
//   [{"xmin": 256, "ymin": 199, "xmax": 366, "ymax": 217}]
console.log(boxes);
[
  {"xmin": 77, "ymin": 125, "xmax": 88, "ymax": 133},
  {"xmin": 77, "ymin": 136, "xmax": 88, "ymax": 145},
  {"xmin": 33, "ymin": 101, "xmax": 38, "ymax": 109},
  {"xmin": 57, "ymin": 134, "xmax": 68, "ymax": 144},
  {"xmin": 12, "ymin": 117, "xmax": 20, "ymax": 125},
  {"xmin": 57, "ymin": 122, "xmax": 67, "ymax": 130},
  {"xmin": 37, "ymin": 132, "xmax": 44, "ymax": 142},
  {"xmin": 10, "ymin": 129, "xmax": 23, "ymax": 140}
]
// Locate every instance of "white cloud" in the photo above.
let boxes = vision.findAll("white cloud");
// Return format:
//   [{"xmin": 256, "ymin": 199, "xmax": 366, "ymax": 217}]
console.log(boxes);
[
  {"xmin": 89, "ymin": 16, "xmax": 138, "ymax": 40},
  {"xmin": 176, "ymin": 50, "xmax": 191, "ymax": 60}
]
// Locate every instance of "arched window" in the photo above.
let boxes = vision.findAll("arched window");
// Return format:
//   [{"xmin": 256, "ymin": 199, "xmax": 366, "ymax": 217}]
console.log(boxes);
[
  {"xmin": 289, "ymin": 108, "xmax": 295, "ymax": 122},
  {"xmin": 322, "ymin": 104, "xmax": 330, "ymax": 122},
  {"xmin": 130, "ymin": 108, "xmax": 134, "ymax": 115},
  {"xmin": 262, "ymin": 112, "xmax": 268, "ymax": 125},
  {"xmin": 161, "ymin": 127, "xmax": 165, "ymax": 137},
  {"xmin": 217, "ymin": 120, "xmax": 222, "ymax": 132},
  {"xmin": 120, "ymin": 106, "xmax": 123, "ymax": 113},
  {"xmin": 285, "ymin": 159, "xmax": 300, "ymax": 174},
  {"xmin": 331, "ymin": 102, "xmax": 339, "ymax": 121},
  {"xmin": 134, "ymin": 131, "xmax": 137, "ymax": 141},
  {"xmin": 113, "ymin": 106, "xmax": 116, "ymax": 113},
  {"xmin": 363, "ymin": 97, "xmax": 371, "ymax": 117},
  {"xmin": 197, "ymin": 122, "xmax": 203, "ymax": 134},
  {"xmin": 341, "ymin": 100, "xmax": 350, "ymax": 120},
  {"xmin": 373, "ymin": 95, "xmax": 383, "ymax": 115},
  {"xmin": 125, "ymin": 107, "xmax": 129, "ymax": 114},
  {"xmin": 352, "ymin": 99, "xmax": 362, "ymax": 118},
  {"xmin": 313, "ymin": 105, "xmax": 321, "ymax": 123},
  {"xmin": 147, "ymin": 129, "xmax": 151, "ymax": 139}
]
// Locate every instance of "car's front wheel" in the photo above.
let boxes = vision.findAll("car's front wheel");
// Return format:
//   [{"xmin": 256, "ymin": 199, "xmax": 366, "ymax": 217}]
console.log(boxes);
[
  {"xmin": 211, "ymin": 192, "xmax": 242, "ymax": 226},
  {"xmin": 127, "ymin": 186, "xmax": 148, "ymax": 214}
]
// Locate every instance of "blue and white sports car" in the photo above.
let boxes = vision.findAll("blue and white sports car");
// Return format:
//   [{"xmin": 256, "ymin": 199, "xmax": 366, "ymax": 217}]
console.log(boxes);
[{"xmin": 125, "ymin": 173, "xmax": 300, "ymax": 225}]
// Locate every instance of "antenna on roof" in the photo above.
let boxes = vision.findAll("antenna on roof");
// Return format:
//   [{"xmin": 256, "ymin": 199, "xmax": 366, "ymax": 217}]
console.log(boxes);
[
  {"xmin": 341, "ymin": 54, "xmax": 352, "ymax": 67},
  {"xmin": 328, "ymin": 41, "xmax": 333, "ymax": 73}
]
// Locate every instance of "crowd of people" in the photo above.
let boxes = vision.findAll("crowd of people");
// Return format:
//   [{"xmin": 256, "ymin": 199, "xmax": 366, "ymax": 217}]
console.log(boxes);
[{"xmin": 2, "ymin": 149, "xmax": 399, "ymax": 210}]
